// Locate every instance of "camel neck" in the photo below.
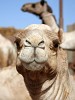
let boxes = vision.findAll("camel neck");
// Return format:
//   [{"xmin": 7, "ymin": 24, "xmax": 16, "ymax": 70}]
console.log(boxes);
[
  {"xmin": 25, "ymin": 75, "xmax": 57, "ymax": 100},
  {"xmin": 41, "ymin": 12, "xmax": 53, "ymax": 18},
  {"xmin": 24, "ymin": 73, "xmax": 69, "ymax": 100},
  {"xmin": 40, "ymin": 12, "xmax": 59, "ymax": 33}
]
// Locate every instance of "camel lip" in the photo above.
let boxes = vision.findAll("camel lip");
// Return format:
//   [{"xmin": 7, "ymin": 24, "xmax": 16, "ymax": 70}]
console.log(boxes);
[
  {"xmin": 21, "ymin": 59, "xmax": 45, "ymax": 64},
  {"xmin": 21, "ymin": 8, "xmax": 26, "ymax": 12}
]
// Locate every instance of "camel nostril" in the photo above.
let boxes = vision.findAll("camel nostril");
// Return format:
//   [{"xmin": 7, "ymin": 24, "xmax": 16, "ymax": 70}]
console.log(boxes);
[
  {"xmin": 38, "ymin": 40, "xmax": 45, "ymax": 49},
  {"xmin": 38, "ymin": 40, "xmax": 44, "ymax": 45},
  {"xmin": 26, "ymin": 40, "xmax": 31, "ymax": 45},
  {"xmin": 24, "ymin": 40, "xmax": 32, "ymax": 47}
]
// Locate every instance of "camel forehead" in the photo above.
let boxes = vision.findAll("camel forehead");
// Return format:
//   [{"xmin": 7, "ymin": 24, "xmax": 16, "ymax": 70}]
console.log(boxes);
[
  {"xmin": 24, "ymin": 24, "xmax": 53, "ymax": 40},
  {"xmin": 25, "ymin": 24, "xmax": 52, "ymax": 31},
  {"xmin": 15, "ymin": 24, "xmax": 58, "ymax": 42},
  {"xmin": 25, "ymin": 29, "xmax": 43, "ymax": 43}
]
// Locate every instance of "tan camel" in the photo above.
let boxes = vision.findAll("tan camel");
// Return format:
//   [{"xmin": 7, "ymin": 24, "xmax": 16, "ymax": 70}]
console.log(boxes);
[
  {"xmin": 14, "ymin": 24, "xmax": 75, "ymax": 100},
  {"xmin": 0, "ymin": 24, "xmax": 75, "ymax": 100},
  {"xmin": 0, "ymin": 34, "xmax": 17, "ymax": 68},
  {"xmin": 21, "ymin": 0, "xmax": 59, "ymax": 33}
]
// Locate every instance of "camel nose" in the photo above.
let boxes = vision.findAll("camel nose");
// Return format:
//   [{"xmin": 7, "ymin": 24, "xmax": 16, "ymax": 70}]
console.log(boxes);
[
  {"xmin": 21, "ymin": 4, "xmax": 32, "ymax": 12},
  {"xmin": 21, "ymin": 4, "xmax": 27, "ymax": 12},
  {"xmin": 25, "ymin": 39, "xmax": 45, "ymax": 49},
  {"xmin": 21, "ymin": 4, "xmax": 25, "ymax": 11}
]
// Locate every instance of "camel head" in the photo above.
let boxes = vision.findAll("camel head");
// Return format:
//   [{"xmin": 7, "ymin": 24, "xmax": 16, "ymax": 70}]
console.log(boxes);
[
  {"xmin": 15, "ymin": 24, "xmax": 60, "ymax": 73},
  {"xmin": 21, "ymin": 0, "xmax": 53, "ymax": 16}
]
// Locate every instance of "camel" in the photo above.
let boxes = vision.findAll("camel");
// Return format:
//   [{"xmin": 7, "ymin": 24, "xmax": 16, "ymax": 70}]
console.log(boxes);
[
  {"xmin": 0, "ymin": 34, "xmax": 17, "ymax": 68},
  {"xmin": 14, "ymin": 24, "xmax": 75, "ymax": 100},
  {"xmin": 21, "ymin": 0, "xmax": 59, "ymax": 33},
  {"xmin": 0, "ymin": 24, "xmax": 75, "ymax": 99},
  {"xmin": 0, "ymin": 66, "xmax": 31, "ymax": 100}
]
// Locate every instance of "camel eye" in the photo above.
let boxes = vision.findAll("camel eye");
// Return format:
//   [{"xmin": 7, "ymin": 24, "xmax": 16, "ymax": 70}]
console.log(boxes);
[
  {"xmin": 32, "ymin": 4, "xmax": 35, "ymax": 8},
  {"xmin": 40, "ymin": 0, "xmax": 45, "ymax": 6},
  {"xmin": 26, "ymin": 40, "xmax": 31, "ymax": 45},
  {"xmin": 53, "ymin": 39, "xmax": 60, "ymax": 48}
]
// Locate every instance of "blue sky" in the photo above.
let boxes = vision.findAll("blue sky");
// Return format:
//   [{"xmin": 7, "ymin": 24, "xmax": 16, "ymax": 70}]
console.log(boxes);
[{"xmin": 0, "ymin": 0, "xmax": 75, "ymax": 32}]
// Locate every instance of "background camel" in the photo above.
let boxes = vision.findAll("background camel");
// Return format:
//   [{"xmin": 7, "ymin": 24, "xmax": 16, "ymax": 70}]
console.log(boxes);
[
  {"xmin": 0, "ymin": 34, "xmax": 17, "ymax": 68},
  {"xmin": 21, "ymin": 0, "xmax": 59, "ymax": 33}
]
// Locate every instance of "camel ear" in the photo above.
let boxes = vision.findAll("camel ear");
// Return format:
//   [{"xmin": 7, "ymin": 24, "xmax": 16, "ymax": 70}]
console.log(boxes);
[
  {"xmin": 14, "ymin": 37, "xmax": 22, "ymax": 50},
  {"xmin": 58, "ymin": 28, "xmax": 63, "ymax": 43},
  {"xmin": 40, "ymin": 0, "xmax": 46, "ymax": 5},
  {"xmin": 14, "ymin": 34, "xmax": 22, "ymax": 51},
  {"xmin": 14, "ymin": 31, "xmax": 25, "ymax": 50}
]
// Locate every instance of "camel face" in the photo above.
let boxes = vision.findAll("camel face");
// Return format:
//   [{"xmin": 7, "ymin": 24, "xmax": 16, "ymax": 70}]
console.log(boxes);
[
  {"xmin": 15, "ymin": 24, "xmax": 59, "ymax": 71},
  {"xmin": 21, "ymin": 1, "xmax": 52, "ymax": 15},
  {"xmin": 18, "ymin": 29, "xmax": 48, "ymax": 71}
]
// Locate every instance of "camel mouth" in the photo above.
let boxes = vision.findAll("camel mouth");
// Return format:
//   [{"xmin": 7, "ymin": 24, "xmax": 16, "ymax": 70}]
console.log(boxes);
[
  {"xmin": 21, "ymin": 6, "xmax": 28, "ymax": 12},
  {"xmin": 22, "ymin": 60, "xmax": 45, "ymax": 71},
  {"xmin": 21, "ymin": 8, "xmax": 26, "ymax": 12},
  {"xmin": 21, "ymin": 58, "xmax": 46, "ymax": 64}
]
